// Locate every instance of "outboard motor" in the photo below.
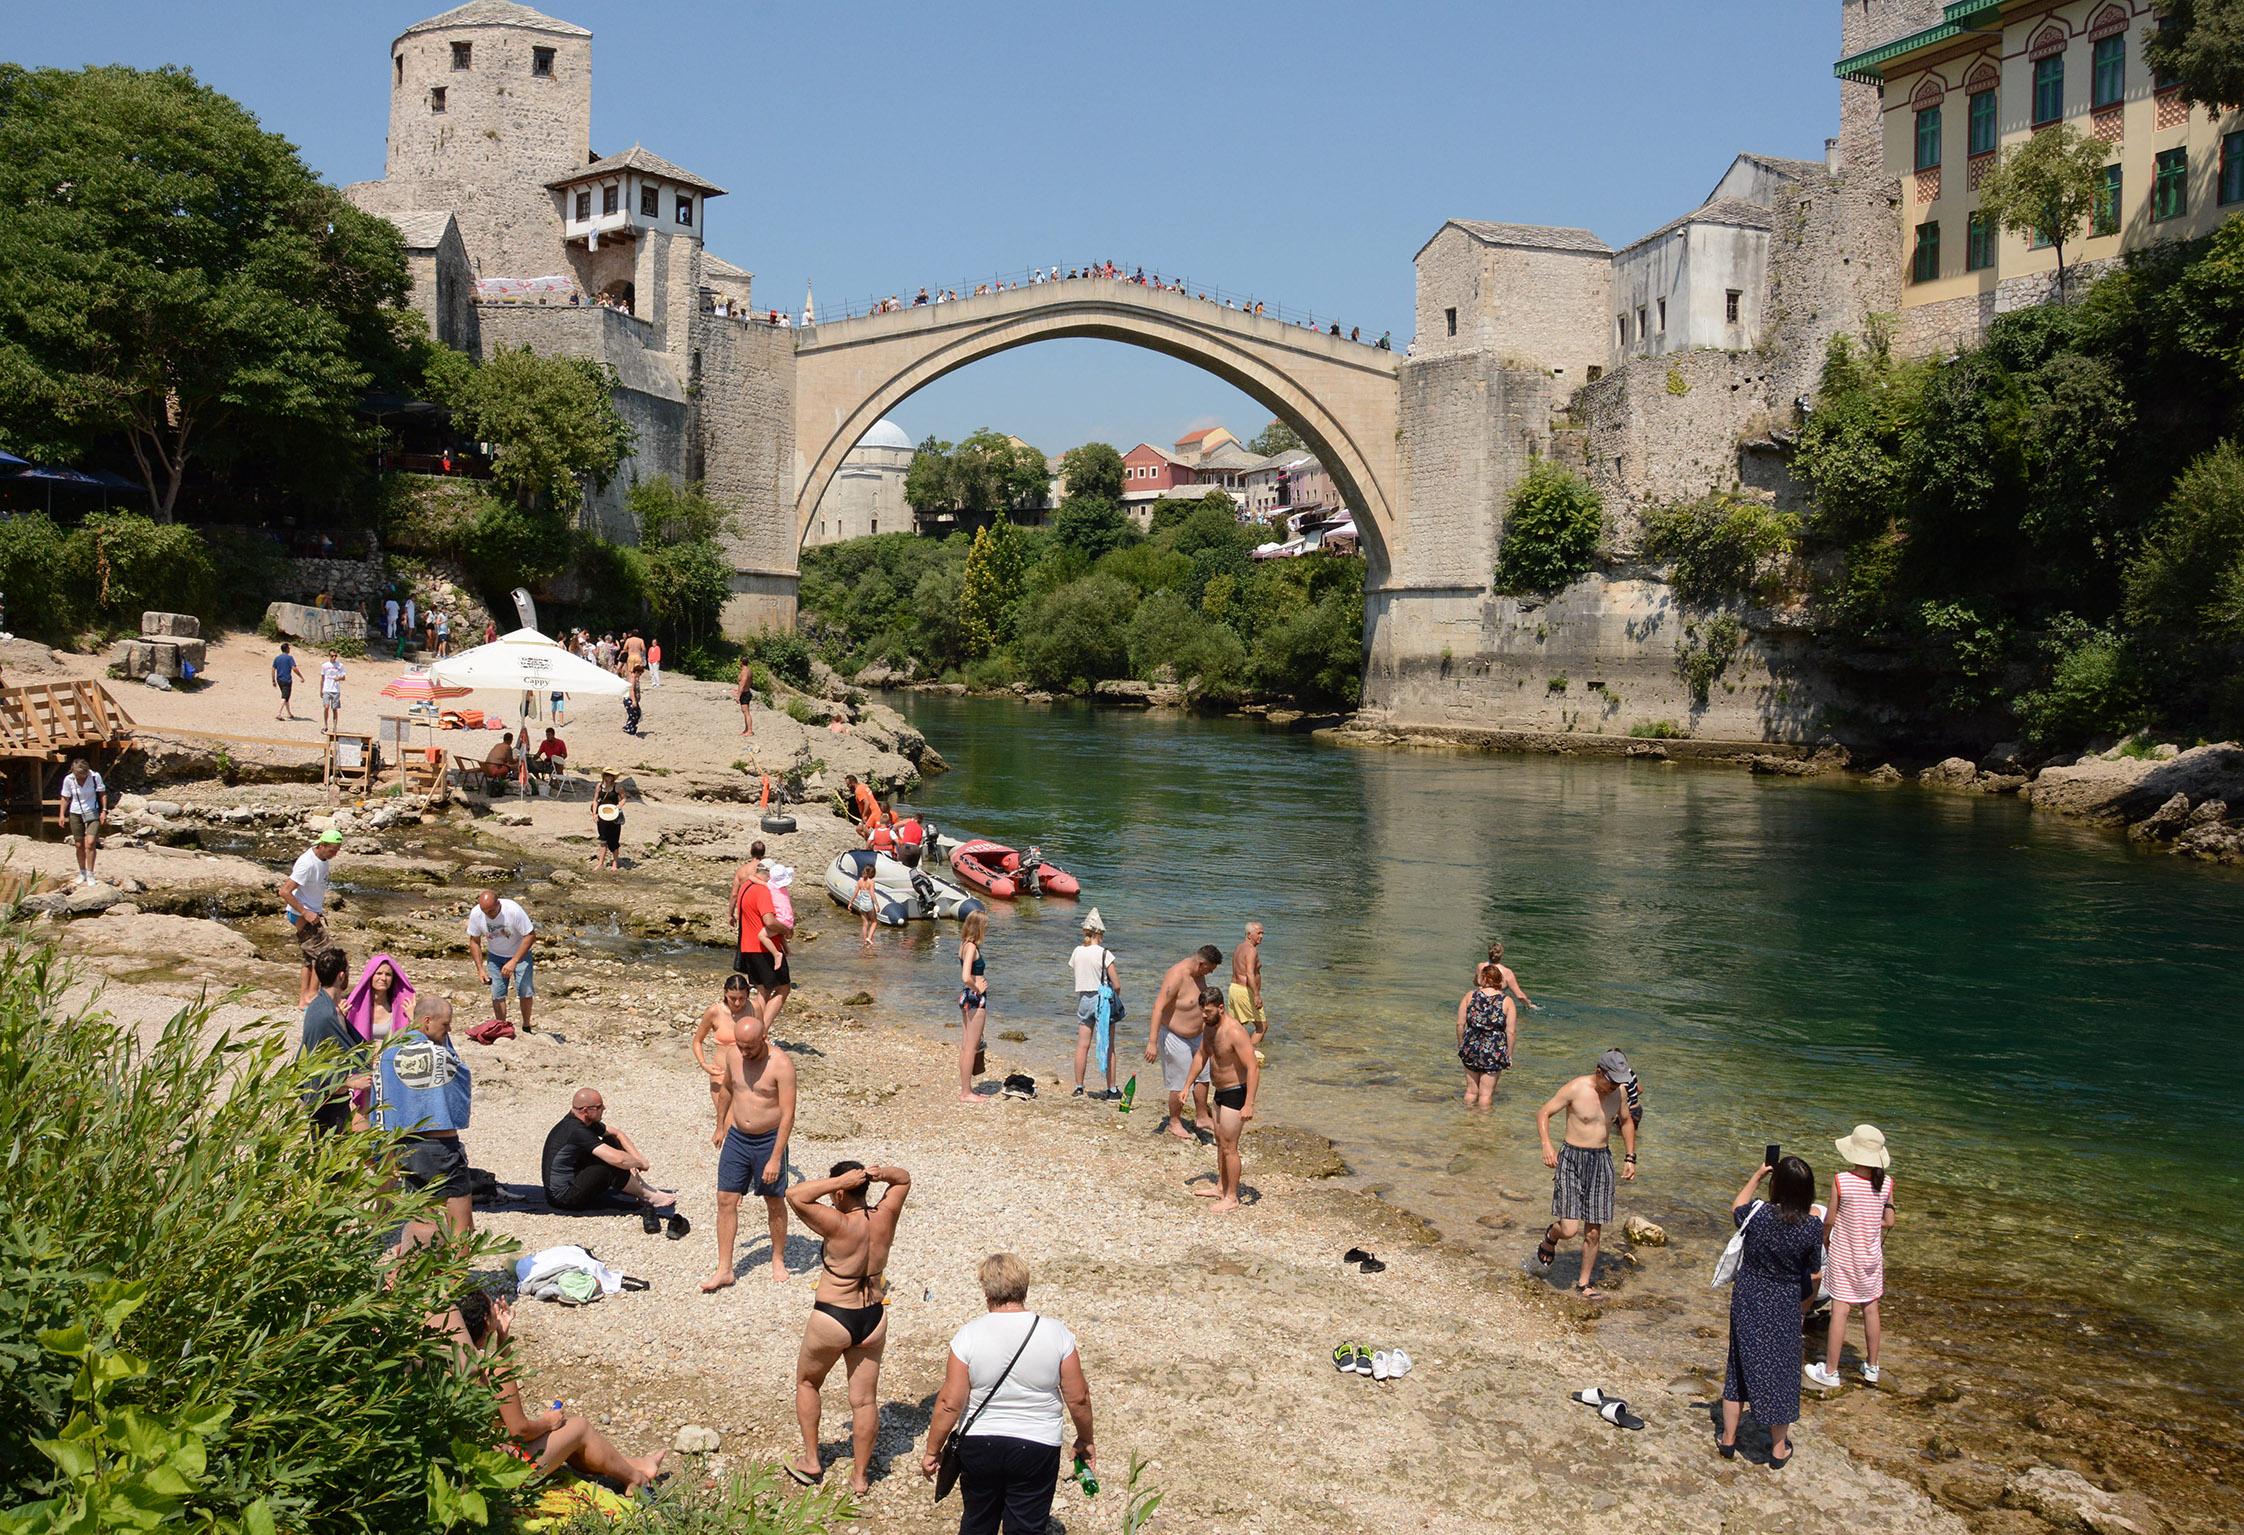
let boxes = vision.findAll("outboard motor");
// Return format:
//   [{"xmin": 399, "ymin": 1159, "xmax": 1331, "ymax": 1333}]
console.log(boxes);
[
  {"xmin": 909, "ymin": 869, "xmax": 937, "ymax": 914},
  {"xmin": 1018, "ymin": 845, "xmax": 1044, "ymax": 896}
]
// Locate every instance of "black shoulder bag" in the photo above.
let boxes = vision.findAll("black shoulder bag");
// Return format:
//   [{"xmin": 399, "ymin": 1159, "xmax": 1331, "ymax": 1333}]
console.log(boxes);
[{"xmin": 935, "ymin": 1315, "xmax": 1039, "ymax": 1502}]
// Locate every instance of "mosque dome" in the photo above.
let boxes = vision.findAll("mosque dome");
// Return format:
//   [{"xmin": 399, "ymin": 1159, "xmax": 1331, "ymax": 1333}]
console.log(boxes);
[{"xmin": 859, "ymin": 419, "xmax": 914, "ymax": 452}]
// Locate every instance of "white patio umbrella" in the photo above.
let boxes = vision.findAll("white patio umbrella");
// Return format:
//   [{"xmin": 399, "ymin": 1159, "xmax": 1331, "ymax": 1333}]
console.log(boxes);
[{"xmin": 430, "ymin": 627, "xmax": 632, "ymax": 773}]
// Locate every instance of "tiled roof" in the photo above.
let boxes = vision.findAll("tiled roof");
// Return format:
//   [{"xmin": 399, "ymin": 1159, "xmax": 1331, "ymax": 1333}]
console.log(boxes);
[
  {"xmin": 401, "ymin": 1, "xmax": 591, "ymax": 39},
  {"xmin": 1196, "ymin": 441, "xmax": 1262, "ymax": 471},
  {"xmin": 547, "ymin": 144, "xmax": 726, "ymax": 197},
  {"xmin": 1617, "ymin": 197, "xmax": 1774, "ymax": 256},
  {"xmin": 384, "ymin": 209, "xmax": 459, "ymax": 250},
  {"xmin": 1420, "ymin": 219, "xmax": 1611, "ymax": 260},
  {"xmin": 1175, "ymin": 427, "xmax": 1220, "ymax": 444}
]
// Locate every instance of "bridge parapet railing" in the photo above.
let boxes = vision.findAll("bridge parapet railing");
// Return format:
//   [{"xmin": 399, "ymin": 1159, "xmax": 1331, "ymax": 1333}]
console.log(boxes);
[{"xmin": 794, "ymin": 266, "xmax": 1394, "ymax": 349}]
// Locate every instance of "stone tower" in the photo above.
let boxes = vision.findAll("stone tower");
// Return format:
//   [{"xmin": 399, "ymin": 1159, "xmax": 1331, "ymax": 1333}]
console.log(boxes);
[{"xmin": 381, "ymin": 0, "xmax": 593, "ymax": 278}]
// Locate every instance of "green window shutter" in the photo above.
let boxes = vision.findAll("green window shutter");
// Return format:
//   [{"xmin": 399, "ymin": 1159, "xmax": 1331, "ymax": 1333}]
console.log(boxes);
[
  {"xmin": 1966, "ymin": 212, "xmax": 1995, "ymax": 271},
  {"xmin": 2222, "ymin": 132, "xmax": 2244, "ymax": 207},
  {"xmin": 2034, "ymin": 55, "xmax": 2064, "ymax": 125},
  {"xmin": 2155, "ymin": 148, "xmax": 2188, "ymax": 220},
  {"xmin": 1969, "ymin": 89, "xmax": 1998, "ymax": 156},
  {"xmin": 1913, "ymin": 220, "xmax": 1942, "ymax": 283},
  {"xmin": 2094, "ymin": 164, "xmax": 2122, "ymax": 235},
  {"xmin": 1915, "ymin": 105, "xmax": 1943, "ymax": 172},
  {"xmin": 2091, "ymin": 36, "xmax": 2125, "ymax": 110}
]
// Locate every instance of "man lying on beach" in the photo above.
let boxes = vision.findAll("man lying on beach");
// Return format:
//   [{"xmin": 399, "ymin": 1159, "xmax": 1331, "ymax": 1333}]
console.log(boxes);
[
  {"xmin": 1146, "ymin": 945, "xmax": 1222, "ymax": 1142},
  {"xmin": 541, "ymin": 1088, "xmax": 679, "ymax": 1217},
  {"xmin": 446, "ymin": 1290, "xmax": 670, "ymax": 1491},
  {"xmin": 1228, "ymin": 922, "xmax": 1269, "ymax": 1047},
  {"xmin": 704, "ymin": 1011, "xmax": 797, "ymax": 1291},
  {"xmin": 1187, "ymin": 985, "xmax": 1260, "ymax": 1212},
  {"xmin": 1533, "ymin": 1048, "xmax": 1638, "ymax": 1301}
]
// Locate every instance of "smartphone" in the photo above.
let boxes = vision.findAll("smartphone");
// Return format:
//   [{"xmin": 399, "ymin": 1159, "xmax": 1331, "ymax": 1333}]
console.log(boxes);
[{"xmin": 1765, "ymin": 1143, "xmax": 1781, "ymax": 1168}]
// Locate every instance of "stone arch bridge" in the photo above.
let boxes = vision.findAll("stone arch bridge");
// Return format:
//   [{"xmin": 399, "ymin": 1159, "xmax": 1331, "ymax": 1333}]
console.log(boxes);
[{"xmin": 789, "ymin": 281, "xmax": 1403, "ymax": 562}]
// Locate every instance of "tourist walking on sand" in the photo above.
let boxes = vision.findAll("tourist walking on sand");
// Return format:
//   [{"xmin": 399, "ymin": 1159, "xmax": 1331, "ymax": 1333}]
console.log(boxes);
[
  {"xmin": 58, "ymin": 757, "xmax": 107, "ymax": 887},
  {"xmin": 1807, "ymin": 1125, "xmax": 1897, "ymax": 1390},
  {"xmin": 1533, "ymin": 1047, "xmax": 1639, "ymax": 1300},
  {"xmin": 383, "ymin": 592, "xmax": 399, "ymax": 642},
  {"xmin": 296, "ymin": 947, "xmax": 364, "ymax": 1135},
  {"xmin": 785, "ymin": 1162, "xmax": 912, "ymax": 1492},
  {"xmin": 920, "ymin": 1253, "xmax": 1095, "ymax": 1533},
  {"xmin": 704, "ymin": 1010, "xmax": 797, "ymax": 1291},
  {"xmin": 271, "ymin": 641, "xmax": 301, "ymax": 721},
  {"xmin": 737, "ymin": 657, "xmax": 757, "ymax": 735},
  {"xmin": 1456, "ymin": 962, "xmax": 1516, "ymax": 1107},
  {"xmin": 1227, "ymin": 921, "xmax": 1269, "ymax": 1047},
  {"xmin": 957, "ymin": 910, "xmax": 990, "ymax": 1101},
  {"xmin": 593, "ymin": 770, "xmax": 624, "ymax": 871},
  {"xmin": 319, "ymin": 650, "xmax": 346, "ymax": 733},
  {"xmin": 1718, "ymin": 1153, "xmax": 1825, "ymax": 1466},
  {"xmin": 692, "ymin": 974, "xmax": 757, "ymax": 1148},
  {"xmin": 280, "ymin": 829, "xmax": 344, "ymax": 1006},
  {"xmin": 374, "ymin": 995, "xmax": 473, "ymax": 1238},
  {"xmin": 466, "ymin": 889, "xmax": 537, "ymax": 1032},
  {"xmin": 1187, "ymin": 985, "xmax": 1260, "ymax": 1211},
  {"xmin": 1146, "ymin": 945, "xmax": 1222, "ymax": 1140},
  {"xmin": 402, "ymin": 595, "xmax": 417, "ymax": 649},
  {"xmin": 1070, "ymin": 911, "xmax": 1120, "ymax": 1099}
]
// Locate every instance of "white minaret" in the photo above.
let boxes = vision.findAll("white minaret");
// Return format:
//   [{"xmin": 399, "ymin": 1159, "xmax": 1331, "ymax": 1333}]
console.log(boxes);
[{"xmin": 801, "ymin": 281, "xmax": 816, "ymax": 327}]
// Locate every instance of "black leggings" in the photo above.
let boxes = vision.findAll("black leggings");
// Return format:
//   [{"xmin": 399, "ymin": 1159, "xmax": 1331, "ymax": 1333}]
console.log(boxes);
[{"xmin": 956, "ymin": 1435, "xmax": 1061, "ymax": 1535}]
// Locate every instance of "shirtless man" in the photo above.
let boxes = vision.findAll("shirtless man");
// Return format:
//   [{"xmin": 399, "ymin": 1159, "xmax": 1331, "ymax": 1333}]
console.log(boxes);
[
  {"xmin": 703, "ymin": 1012, "xmax": 798, "ymax": 1291},
  {"xmin": 1186, "ymin": 986, "xmax": 1260, "ymax": 1212},
  {"xmin": 690, "ymin": 974, "xmax": 757, "ymax": 1149},
  {"xmin": 784, "ymin": 1161, "xmax": 912, "ymax": 1493},
  {"xmin": 1532, "ymin": 1048, "xmax": 1639, "ymax": 1301},
  {"xmin": 1144, "ymin": 945, "xmax": 1222, "ymax": 1141},
  {"xmin": 1227, "ymin": 922, "xmax": 1269, "ymax": 1048}
]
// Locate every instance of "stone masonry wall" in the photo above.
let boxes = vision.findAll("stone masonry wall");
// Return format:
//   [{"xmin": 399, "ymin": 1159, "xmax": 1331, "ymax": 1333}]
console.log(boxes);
[
  {"xmin": 1573, "ymin": 350, "xmax": 1781, "ymax": 551},
  {"xmin": 1412, "ymin": 227, "xmax": 1610, "ymax": 386},
  {"xmin": 697, "ymin": 315, "xmax": 799, "ymax": 636}
]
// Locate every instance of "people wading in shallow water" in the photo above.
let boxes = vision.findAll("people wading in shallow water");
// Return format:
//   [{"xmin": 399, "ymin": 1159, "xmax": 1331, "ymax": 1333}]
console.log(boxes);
[
  {"xmin": 1187, "ymin": 985, "xmax": 1259, "ymax": 1212},
  {"xmin": 1228, "ymin": 921, "xmax": 1269, "ymax": 1050},
  {"xmin": 1533, "ymin": 1048, "xmax": 1638, "ymax": 1301},
  {"xmin": 1456, "ymin": 961, "xmax": 1515, "ymax": 1107},
  {"xmin": 704, "ymin": 1011, "xmax": 796, "ymax": 1291},
  {"xmin": 690, "ymin": 974, "xmax": 757, "ymax": 1149},
  {"xmin": 784, "ymin": 1161, "xmax": 911, "ymax": 1493},
  {"xmin": 957, "ymin": 910, "xmax": 990, "ymax": 1102}
]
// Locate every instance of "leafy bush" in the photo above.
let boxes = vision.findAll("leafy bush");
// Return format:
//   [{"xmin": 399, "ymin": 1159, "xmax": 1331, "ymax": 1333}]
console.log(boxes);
[
  {"xmin": 1628, "ymin": 719, "xmax": 1686, "ymax": 739},
  {"xmin": 961, "ymin": 651, "xmax": 1021, "ymax": 691},
  {"xmin": 0, "ymin": 937, "xmax": 525, "ymax": 1534},
  {"xmin": 1642, "ymin": 493, "xmax": 1800, "ymax": 606},
  {"xmin": 1015, "ymin": 574, "xmax": 1138, "ymax": 691},
  {"xmin": 745, "ymin": 630, "xmax": 815, "ymax": 689},
  {"xmin": 675, "ymin": 639, "xmax": 743, "ymax": 683},
  {"xmin": 196, "ymin": 527, "xmax": 292, "ymax": 627},
  {"xmin": 1050, "ymin": 495, "xmax": 1136, "ymax": 562},
  {"xmin": 2014, "ymin": 619, "xmax": 2136, "ymax": 746},
  {"xmin": 1126, "ymin": 589, "xmax": 1249, "ymax": 698},
  {"xmin": 60, "ymin": 512, "xmax": 217, "ymax": 633},
  {"xmin": 0, "ymin": 512, "xmax": 71, "ymax": 640},
  {"xmin": 457, "ymin": 491, "xmax": 567, "ymax": 609},
  {"xmin": 1496, "ymin": 462, "xmax": 1603, "ymax": 594},
  {"xmin": 435, "ymin": 347, "xmax": 634, "ymax": 517},
  {"xmin": 1675, "ymin": 611, "xmax": 1745, "ymax": 708},
  {"xmin": 1252, "ymin": 584, "xmax": 1363, "ymax": 707},
  {"xmin": 549, "ymin": 1468, "xmax": 850, "ymax": 1535}
]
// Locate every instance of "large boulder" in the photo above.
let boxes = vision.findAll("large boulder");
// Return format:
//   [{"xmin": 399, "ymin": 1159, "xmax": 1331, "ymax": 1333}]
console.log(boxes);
[
  {"xmin": 109, "ymin": 637, "xmax": 206, "ymax": 680},
  {"xmin": 264, "ymin": 602, "xmax": 366, "ymax": 644},
  {"xmin": 2025, "ymin": 743, "xmax": 2244, "ymax": 824},
  {"xmin": 140, "ymin": 611, "xmax": 202, "ymax": 639},
  {"xmin": 1919, "ymin": 756, "xmax": 1980, "ymax": 790},
  {"xmin": 1999, "ymin": 1466, "xmax": 2146, "ymax": 1535},
  {"xmin": 2127, "ymin": 792, "xmax": 2193, "ymax": 842}
]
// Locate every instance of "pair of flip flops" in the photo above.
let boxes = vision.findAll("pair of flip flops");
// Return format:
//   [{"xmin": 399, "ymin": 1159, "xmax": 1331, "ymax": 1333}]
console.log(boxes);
[
  {"xmin": 1570, "ymin": 1387, "xmax": 1645, "ymax": 1431},
  {"xmin": 1331, "ymin": 1343, "xmax": 1414, "ymax": 1380},
  {"xmin": 639, "ymin": 1208, "xmax": 691, "ymax": 1240},
  {"xmin": 1343, "ymin": 1247, "xmax": 1388, "ymax": 1274}
]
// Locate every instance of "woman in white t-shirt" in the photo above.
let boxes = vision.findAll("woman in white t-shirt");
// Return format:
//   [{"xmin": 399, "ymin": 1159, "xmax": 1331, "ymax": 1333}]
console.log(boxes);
[{"xmin": 920, "ymin": 1253, "xmax": 1094, "ymax": 1534}]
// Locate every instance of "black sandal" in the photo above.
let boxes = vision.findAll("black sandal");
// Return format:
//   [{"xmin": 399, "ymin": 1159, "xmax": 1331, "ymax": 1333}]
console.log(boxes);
[{"xmin": 1535, "ymin": 1233, "xmax": 1558, "ymax": 1268}]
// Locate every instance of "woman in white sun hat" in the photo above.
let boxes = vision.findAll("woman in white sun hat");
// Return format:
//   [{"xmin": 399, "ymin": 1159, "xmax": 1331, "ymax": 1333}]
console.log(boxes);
[{"xmin": 1807, "ymin": 1124, "xmax": 1896, "ymax": 1390}]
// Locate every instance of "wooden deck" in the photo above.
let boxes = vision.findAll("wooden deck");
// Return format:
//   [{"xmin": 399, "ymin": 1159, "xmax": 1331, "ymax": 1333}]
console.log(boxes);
[{"xmin": 0, "ymin": 680, "xmax": 136, "ymax": 809}]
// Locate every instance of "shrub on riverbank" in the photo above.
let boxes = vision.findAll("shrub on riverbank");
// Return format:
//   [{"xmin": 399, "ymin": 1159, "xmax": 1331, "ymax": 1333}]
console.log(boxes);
[
  {"xmin": 0, "ymin": 510, "xmax": 220, "ymax": 642},
  {"xmin": 799, "ymin": 475, "xmax": 1364, "ymax": 707},
  {"xmin": 1496, "ymin": 463, "xmax": 1602, "ymax": 595}
]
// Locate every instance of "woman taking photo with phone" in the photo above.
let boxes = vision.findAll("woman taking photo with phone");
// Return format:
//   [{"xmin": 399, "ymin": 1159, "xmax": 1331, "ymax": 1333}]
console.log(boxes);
[{"xmin": 1717, "ymin": 1152, "xmax": 1824, "ymax": 1466}]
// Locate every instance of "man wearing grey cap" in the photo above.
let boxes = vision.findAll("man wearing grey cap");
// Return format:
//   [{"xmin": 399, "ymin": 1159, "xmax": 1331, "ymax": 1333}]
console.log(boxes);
[{"xmin": 1531, "ymin": 1047, "xmax": 1640, "ymax": 1301}]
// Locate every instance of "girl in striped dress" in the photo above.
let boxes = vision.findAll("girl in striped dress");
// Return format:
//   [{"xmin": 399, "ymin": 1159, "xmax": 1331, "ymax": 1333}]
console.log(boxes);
[{"xmin": 1807, "ymin": 1124, "xmax": 1896, "ymax": 1389}]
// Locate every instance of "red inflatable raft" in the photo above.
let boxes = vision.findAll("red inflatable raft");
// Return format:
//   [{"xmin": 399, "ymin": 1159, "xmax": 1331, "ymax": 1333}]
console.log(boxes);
[{"xmin": 948, "ymin": 839, "xmax": 1081, "ymax": 900}]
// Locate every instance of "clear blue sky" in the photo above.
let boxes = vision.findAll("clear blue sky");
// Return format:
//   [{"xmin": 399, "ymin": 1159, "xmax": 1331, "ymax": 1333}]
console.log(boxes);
[{"xmin": 14, "ymin": 0, "xmax": 1842, "ymax": 459}]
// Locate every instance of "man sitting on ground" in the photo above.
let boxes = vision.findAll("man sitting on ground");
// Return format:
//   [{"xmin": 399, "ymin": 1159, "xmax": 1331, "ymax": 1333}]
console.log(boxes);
[
  {"xmin": 482, "ymin": 732, "xmax": 519, "ymax": 793},
  {"xmin": 542, "ymin": 1088, "xmax": 682, "ymax": 1225},
  {"xmin": 446, "ymin": 1290, "xmax": 669, "ymax": 1492}
]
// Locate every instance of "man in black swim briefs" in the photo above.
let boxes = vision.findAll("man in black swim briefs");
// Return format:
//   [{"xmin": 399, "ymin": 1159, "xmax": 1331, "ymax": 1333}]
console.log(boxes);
[
  {"xmin": 785, "ymin": 1161, "xmax": 912, "ymax": 1495},
  {"xmin": 1187, "ymin": 986, "xmax": 1260, "ymax": 1214}
]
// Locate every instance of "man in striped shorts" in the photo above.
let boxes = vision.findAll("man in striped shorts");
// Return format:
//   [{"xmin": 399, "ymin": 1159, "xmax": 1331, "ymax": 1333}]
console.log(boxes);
[{"xmin": 1532, "ymin": 1048, "xmax": 1639, "ymax": 1301}]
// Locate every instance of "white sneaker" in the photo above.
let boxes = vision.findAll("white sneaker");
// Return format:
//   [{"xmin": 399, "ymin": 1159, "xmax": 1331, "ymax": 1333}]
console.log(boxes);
[
  {"xmin": 1371, "ymin": 1350, "xmax": 1393, "ymax": 1382},
  {"xmin": 1390, "ymin": 1350, "xmax": 1414, "ymax": 1379},
  {"xmin": 1803, "ymin": 1363, "xmax": 1842, "ymax": 1390},
  {"xmin": 1859, "ymin": 1363, "xmax": 1881, "ymax": 1385}
]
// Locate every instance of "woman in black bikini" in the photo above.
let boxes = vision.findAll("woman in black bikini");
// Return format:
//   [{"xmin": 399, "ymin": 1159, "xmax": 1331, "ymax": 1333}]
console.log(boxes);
[{"xmin": 784, "ymin": 1160, "xmax": 911, "ymax": 1493}]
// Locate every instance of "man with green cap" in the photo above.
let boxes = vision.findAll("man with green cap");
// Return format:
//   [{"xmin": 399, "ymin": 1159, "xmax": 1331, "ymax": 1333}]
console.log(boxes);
[{"xmin": 280, "ymin": 829, "xmax": 345, "ymax": 1007}]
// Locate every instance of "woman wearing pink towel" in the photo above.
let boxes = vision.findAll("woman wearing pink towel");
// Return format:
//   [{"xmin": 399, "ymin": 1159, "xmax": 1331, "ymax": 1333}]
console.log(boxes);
[
  {"xmin": 343, "ymin": 953, "xmax": 417, "ymax": 1045},
  {"xmin": 1806, "ymin": 1124, "xmax": 1897, "ymax": 1390}
]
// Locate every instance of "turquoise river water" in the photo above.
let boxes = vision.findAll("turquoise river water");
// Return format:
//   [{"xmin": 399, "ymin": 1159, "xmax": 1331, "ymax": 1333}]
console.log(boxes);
[{"xmin": 835, "ymin": 692, "xmax": 2243, "ymax": 1429}]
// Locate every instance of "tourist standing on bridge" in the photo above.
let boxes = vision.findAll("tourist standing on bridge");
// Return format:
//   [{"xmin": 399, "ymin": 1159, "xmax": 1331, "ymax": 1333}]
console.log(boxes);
[{"xmin": 58, "ymin": 757, "xmax": 107, "ymax": 887}]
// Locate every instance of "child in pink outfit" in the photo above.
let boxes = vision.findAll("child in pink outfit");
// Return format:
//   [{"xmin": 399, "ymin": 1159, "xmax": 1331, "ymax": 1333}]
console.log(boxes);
[
  {"xmin": 1810, "ymin": 1124, "xmax": 1898, "ymax": 1388},
  {"xmin": 766, "ymin": 863, "xmax": 797, "ymax": 929}
]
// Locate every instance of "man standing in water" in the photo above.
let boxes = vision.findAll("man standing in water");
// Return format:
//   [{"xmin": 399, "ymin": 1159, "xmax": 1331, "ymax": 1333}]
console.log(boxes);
[
  {"xmin": 1532, "ymin": 1048, "xmax": 1638, "ymax": 1301},
  {"xmin": 704, "ymin": 1011, "xmax": 797, "ymax": 1291},
  {"xmin": 1187, "ymin": 985, "xmax": 1260, "ymax": 1212},
  {"xmin": 1227, "ymin": 922, "xmax": 1269, "ymax": 1048},
  {"xmin": 1145, "ymin": 945, "xmax": 1222, "ymax": 1141}
]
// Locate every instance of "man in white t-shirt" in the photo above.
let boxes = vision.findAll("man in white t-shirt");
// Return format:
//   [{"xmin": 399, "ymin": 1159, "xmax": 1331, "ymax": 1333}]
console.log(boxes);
[
  {"xmin": 280, "ymin": 830, "xmax": 344, "ymax": 1005},
  {"xmin": 920, "ymin": 1252, "xmax": 1094, "ymax": 1525},
  {"xmin": 1068, "ymin": 911, "xmax": 1119, "ymax": 1100},
  {"xmin": 319, "ymin": 653, "xmax": 346, "ymax": 732},
  {"xmin": 57, "ymin": 758, "xmax": 106, "ymax": 886},
  {"xmin": 467, "ymin": 889, "xmax": 537, "ymax": 1030},
  {"xmin": 382, "ymin": 595, "xmax": 399, "ymax": 642}
]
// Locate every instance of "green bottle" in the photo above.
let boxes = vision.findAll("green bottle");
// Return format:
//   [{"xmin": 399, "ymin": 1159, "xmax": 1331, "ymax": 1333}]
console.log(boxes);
[
  {"xmin": 1073, "ymin": 1452, "xmax": 1098, "ymax": 1496},
  {"xmin": 1117, "ymin": 1076, "xmax": 1137, "ymax": 1113}
]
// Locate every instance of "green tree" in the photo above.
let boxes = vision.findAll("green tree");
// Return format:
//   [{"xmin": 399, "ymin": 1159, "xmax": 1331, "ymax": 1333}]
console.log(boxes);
[
  {"xmin": 958, "ymin": 516, "xmax": 1030, "ymax": 657},
  {"xmin": 1014, "ymin": 573, "xmax": 1139, "ymax": 690},
  {"xmin": 1052, "ymin": 496, "xmax": 1136, "ymax": 561},
  {"xmin": 1495, "ymin": 462, "xmax": 1604, "ymax": 594},
  {"xmin": 1246, "ymin": 417, "xmax": 1302, "ymax": 456},
  {"xmin": 1126, "ymin": 588, "xmax": 1248, "ymax": 696},
  {"xmin": 2145, "ymin": 0, "xmax": 2244, "ymax": 111},
  {"xmin": 905, "ymin": 429, "xmax": 1047, "ymax": 522},
  {"xmin": 1056, "ymin": 441, "xmax": 1126, "ymax": 504},
  {"xmin": 0, "ymin": 65, "xmax": 409, "ymax": 519},
  {"xmin": 1975, "ymin": 123, "xmax": 2113, "ymax": 302},
  {"xmin": 435, "ymin": 347, "xmax": 634, "ymax": 522},
  {"xmin": 1642, "ymin": 492, "xmax": 1800, "ymax": 606}
]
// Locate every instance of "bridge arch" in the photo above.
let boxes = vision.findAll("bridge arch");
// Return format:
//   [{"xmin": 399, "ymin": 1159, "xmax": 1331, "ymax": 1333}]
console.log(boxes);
[{"xmin": 791, "ymin": 282, "xmax": 1401, "ymax": 563}]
